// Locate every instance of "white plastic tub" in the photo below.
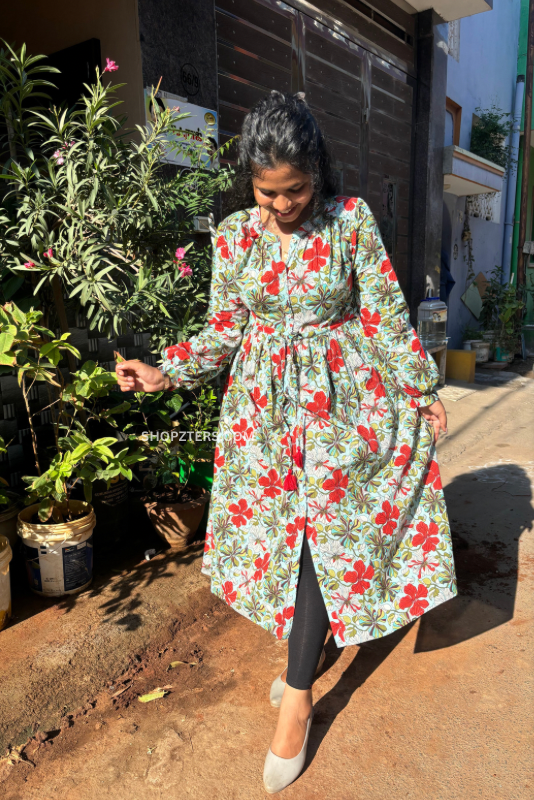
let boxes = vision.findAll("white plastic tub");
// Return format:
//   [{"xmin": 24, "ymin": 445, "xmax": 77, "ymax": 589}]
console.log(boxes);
[
  {"xmin": 0, "ymin": 535, "xmax": 13, "ymax": 631},
  {"xmin": 17, "ymin": 502, "xmax": 95, "ymax": 597}
]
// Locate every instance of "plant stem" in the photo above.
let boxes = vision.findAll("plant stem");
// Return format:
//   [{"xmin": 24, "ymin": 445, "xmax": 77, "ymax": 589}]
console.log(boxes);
[{"xmin": 21, "ymin": 376, "xmax": 41, "ymax": 476}]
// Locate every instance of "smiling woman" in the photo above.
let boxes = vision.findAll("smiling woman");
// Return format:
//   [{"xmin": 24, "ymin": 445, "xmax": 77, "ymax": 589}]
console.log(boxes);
[{"xmin": 115, "ymin": 90, "xmax": 455, "ymax": 794}]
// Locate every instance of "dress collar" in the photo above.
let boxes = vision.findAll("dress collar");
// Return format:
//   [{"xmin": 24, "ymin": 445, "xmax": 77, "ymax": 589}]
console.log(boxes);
[{"xmin": 247, "ymin": 200, "xmax": 336, "ymax": 240}]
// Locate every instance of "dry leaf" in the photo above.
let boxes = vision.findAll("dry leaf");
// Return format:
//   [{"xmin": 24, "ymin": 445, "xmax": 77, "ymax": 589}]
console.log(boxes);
[
  {"xmin": 137, "ymin": 686, "xmax": 172, "ymax": 703},
  {"xmin": 168, "ymin": 660, "xmax": 198, "ymax": 670}
]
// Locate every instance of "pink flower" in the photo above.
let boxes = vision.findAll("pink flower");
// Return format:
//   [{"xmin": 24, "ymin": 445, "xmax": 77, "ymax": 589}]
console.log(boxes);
[
  {"xmin": 175, "ymin": 247, "xmax": 186, "ymax": 260},
  {"xmin": 53, "ymin": 150, "xmax": 64, "ymax": 165},
  {"xmin": 179, "ymin": 264, "xmax": 193, "ymax": 277},
  {"xmin": 43, "ymin": 248, "xmax": 53, "ymax": 258},
  {"xmin": 23, "ymin": 261, "xmax": 35, "ymax": 270},
  {"xmin": 103, "ymin": 58, "xmax": 119, "ymax": 74}
]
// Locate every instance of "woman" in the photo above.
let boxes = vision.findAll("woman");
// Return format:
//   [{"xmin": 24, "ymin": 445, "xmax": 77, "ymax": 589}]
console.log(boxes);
[{"xmin": 116, "ymin": 91, "xmax": 457, "ymax": 794}]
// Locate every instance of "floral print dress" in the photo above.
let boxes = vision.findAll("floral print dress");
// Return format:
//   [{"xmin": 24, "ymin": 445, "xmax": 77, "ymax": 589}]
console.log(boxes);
[{"xmin": 161, "ymin": 197, "xmax": 457, "ymax": 647}]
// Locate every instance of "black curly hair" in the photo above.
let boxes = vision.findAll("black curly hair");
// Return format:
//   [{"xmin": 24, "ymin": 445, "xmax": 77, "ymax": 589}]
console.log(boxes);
[{"xmin": 225, "ymin": 90, "xmax": 339, "ymax": 215}]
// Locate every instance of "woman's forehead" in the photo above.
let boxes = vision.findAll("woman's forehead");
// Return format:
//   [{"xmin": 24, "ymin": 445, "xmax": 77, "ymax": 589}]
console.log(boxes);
[{"xmin": 252, "ymin": 164, "xmax": 310, "ymax": 189}]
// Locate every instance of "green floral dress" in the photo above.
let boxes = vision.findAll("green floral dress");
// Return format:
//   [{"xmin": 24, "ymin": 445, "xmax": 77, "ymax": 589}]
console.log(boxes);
[{"xmin": 161, "ymin": 197, "xmax": 457, "ymax": 646}]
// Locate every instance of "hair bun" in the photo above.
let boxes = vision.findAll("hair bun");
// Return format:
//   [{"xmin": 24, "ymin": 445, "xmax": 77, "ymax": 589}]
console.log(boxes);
[{"xmin": 295, "ymin": 92, "xmax": 306, "ymax": 101}]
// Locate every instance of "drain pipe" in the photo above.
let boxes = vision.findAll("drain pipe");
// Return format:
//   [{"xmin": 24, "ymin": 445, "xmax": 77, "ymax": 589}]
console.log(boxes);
[{"xmin": 502, "ymin": 74, "xmax": 525, "ymax": 284}]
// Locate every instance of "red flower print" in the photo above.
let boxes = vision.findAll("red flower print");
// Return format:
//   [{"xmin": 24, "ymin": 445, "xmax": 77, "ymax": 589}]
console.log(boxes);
[
  {"xmin": 399, "ymin": 583, "xmax": 429, "ymax": 616},
  {"xmin": 306, "ymin": 391, "xmax": 331, "ymax": 421},
  {"xmin": 217, "ymin": 235, "xmax": 230, "ymax": 260},
  {"xmin": 228, "ymin": 499, "xmax": 253, "ymax": 527},
  {"xmin": 403, "ymin": 385, "xmax": 423, "ymax": 398},
  {"xmin": 222, "ymin": 373, "xmax": 233, "ymax": 395},
  {"xmin": 411, "ymin": 335, "xmax": 422, "ymax": 354},
  {"xmin": 306, "ymin": 523, "xmax": 317, "ymax": 546},
  {"xmin": 322, "ymin": 469, "xmax": 349, "ymax": 504},
  {"xmin": 285, "ymin": 516, "xmax": 305, "ymax": 550},
  {"xmin": 335, "ymin": 196, "xmax": 358, "ymax": 212},
  {"xmin": 232, "ymin": 418, "xmax": 253, "ymax": 447},
  {"xmin": 243, "ymin": 335, "xmax": 252, "ymax": 356},
  {"xmin": 204, "ymin": 526, "xmax": 214, "ymax": 554},
  {"xmin": 394, "ymin": 444, "xmax": 412, "ymax": 468},
  {"xmin": 344, "ymin": 560, "xmax": 374, "ymax": 594},
  {"xmin": 330, "ymin": 611, "xmax": 346, "ymax": 642},
  {"xmin": 303, "ymin": 236, "xmax": 331, "ymax": 272},
  {"xmin": 365, "ymin": 368, "xmax": 386, "ymax": 399},
  {"xmin": 329, "ymin": 311, "xmax": 356, "ymax": 330},
  {"xmin": 275, "ymin": 606, "xmax": 294, "ymax": 639},
  {"xmin": 394, "ymin": 444, "xmax": 412, "ymax": 477},
  {"xmin": 253, "ymin": 553, "xmax": 270, "ymax": 581},
  {"xmin": 380, "ymin": 257, "xmax": 397, "ymax": 282},
  {"xmin": 375, "ymin": 500, "xmax": 400, "ymax": 535},
  {"xmin": 327, "ymin": 339, "xmax": 344, "ymax": 373},
  {"xmin": 165, "ymin": 342, "xmax": 191, "ymax": 362},
  {"xmin": 261, "ymin": 260, "xmax": 285, "ymax": 295},
  {"xmin": 222, "ymin": 581, "xmax": 237, "ymax": 605},
  {"xmin": 424, "ymin": 460, "xmax": 442, "ymax": 490},
  {"xmin": 237, "ymin": 226, "xmax": 257, "ymax": 250},
  {"xmin": 251, "ymin": 386, "xmax": 267, "ymax": 410},
  {"xmin": 214, "ymin": 446, "xmax": 225, "ymax": 472},
  {"xmin": 272, "ymin": 346, "xmax": 286, "ymax": 379},
  {"xmin": 412, "ymin": 521, "xmax": 440, "ymax": 552},
  {"xmin": 258, "ymin": 468, "xmax": 283, "ymax": 498},
  {"xmin": 357, "ymin": 425, "xmax": 379, "ymax": 453},
  {"xmin": 351, "ymin": 228, "xmax": 357, "ymax": 257},
  {"xmin": 209, "ymin": 311, "xmax": 234, "ymax": 332},
  {"xmin": 360, "ymin": 308, "xmax": 381, "ymax": 337}
]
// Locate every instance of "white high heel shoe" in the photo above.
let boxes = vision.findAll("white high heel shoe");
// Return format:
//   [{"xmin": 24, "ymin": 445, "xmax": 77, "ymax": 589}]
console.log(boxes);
[
  {"xmin": 263, "ymin": 709, "xmax": 314, "ymax": 794},
  {"xmin": 269, "ymin": 648, "xmax": 326, "ymax": 708}
]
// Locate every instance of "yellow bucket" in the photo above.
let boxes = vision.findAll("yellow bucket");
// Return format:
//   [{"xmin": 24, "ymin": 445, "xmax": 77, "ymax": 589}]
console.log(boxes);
[
  {"xmin": 17, "ymin": 501, "xmax": 95, "ymax": 597},
  {"xmin": 0, "ymin": 534, "xmax": 13, "ymax": 631}
]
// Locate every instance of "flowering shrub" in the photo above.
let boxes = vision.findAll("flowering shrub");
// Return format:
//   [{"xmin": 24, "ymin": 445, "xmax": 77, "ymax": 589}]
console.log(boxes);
[{"xmin": 0, "ymin": 39, "xmax": 235, "ymax": 353}]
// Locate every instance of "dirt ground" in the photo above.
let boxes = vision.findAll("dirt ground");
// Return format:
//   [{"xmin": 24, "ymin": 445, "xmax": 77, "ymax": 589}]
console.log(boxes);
[{"xmin": 1, "ymin": 369, "xmax": 533, "ymax": 799}]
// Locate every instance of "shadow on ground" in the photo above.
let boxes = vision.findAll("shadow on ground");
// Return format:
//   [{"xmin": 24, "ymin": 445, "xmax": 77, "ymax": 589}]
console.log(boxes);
[{"xmin": 307, "ymin": 463, "xmax": 532, "ymax": 764}]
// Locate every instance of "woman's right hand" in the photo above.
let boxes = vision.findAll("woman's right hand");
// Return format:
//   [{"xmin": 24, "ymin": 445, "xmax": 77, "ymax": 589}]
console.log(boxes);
[{"xmin": 115, "ymin": 360, "xmax": 169, "ymax": 393}]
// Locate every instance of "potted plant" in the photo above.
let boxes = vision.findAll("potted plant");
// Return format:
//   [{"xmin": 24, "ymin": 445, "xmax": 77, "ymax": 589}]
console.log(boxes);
[
  {"xmin": 462, "ymin": 325, "xmax": 483, "ymax": 351},
  {"xmin": 0, "ymin": 302, "xmax": 146, "ymax": 595},
  {"xmin": 139, "ymin": 434, "xmax": 210, "ymax": 551},
  {"xmin": 479, "ymin": 267, "xmax": 526, "ymax": 363},
  {"xmin": 0, "ymin": 437, "xmax": 20, "ymax": 550}
]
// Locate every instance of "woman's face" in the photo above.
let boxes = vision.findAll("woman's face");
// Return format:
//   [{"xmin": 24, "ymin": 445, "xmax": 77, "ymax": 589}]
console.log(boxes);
[{"xmin": 252, "ymin": 163, "xmax": 314, "ymax": 225}]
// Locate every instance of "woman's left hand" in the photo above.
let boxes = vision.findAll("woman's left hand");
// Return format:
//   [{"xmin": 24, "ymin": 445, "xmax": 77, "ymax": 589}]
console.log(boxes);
[{"xmin": 419, "ymin": 399, "xmax": 448, "ymax": 444}]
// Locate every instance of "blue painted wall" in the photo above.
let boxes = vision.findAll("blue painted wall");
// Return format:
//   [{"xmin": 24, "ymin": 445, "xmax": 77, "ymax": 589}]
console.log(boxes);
[{"xmin": 437, "ymin": 1, "xmax": 521, "ymax": 348}]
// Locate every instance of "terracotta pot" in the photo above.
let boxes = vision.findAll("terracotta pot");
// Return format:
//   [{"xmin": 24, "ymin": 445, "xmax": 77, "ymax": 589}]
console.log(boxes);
[{"xmin": 143, "ymin": 486, "xmax": 210, "ymax": 551}]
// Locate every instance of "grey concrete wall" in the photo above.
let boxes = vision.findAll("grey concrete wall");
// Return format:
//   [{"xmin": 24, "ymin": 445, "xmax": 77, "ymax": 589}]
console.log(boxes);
[{"xmin": 137, "ymin": 0, "xmax": 218, "ymax": 111}]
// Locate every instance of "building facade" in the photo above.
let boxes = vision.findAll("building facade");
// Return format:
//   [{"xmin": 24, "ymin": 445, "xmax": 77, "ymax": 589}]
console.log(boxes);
[
  {"xmin": 439, "ymin": 0, "xmax": 521, "ymax": 348},
  {"xmin": 1, "ymin": 0, "xmax": 496, "ymax": 485}
]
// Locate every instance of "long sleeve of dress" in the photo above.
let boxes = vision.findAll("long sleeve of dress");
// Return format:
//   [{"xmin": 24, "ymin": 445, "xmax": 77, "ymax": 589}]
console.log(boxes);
[
  {"xmin": 352, "ymin": 199, "xmax": 440, "ymax": 407},
  {"xmin": 160, "ymin": 218, "xmax": 250, "ymax": 390}
]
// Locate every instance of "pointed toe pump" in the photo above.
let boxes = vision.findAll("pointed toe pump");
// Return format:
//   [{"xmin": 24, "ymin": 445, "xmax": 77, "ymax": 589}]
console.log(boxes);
[
  {"xmin": 269, "ymin": 648, "xmax": 325, "ymax": 708},
  {"xmin": 263, "ymin": 710, "xmax": 313, "ymax": 794}
]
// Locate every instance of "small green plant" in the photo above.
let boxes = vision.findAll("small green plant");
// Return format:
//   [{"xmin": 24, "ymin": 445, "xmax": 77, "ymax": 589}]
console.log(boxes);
[
  {"xmin": 462, "ymin": 325, "xmax": 481, "ymax": 342},
  {"xmin": 470, "ymin": 104, "xmax": 515, "ymax": 171},
  {"xmin": 479, "ymin": 267, "xmax": 525, "ymax": 352},
  {"xmin": 123, "ymin": 384, "xmax": 219, "ymax": 497},
  {"xmin": 0, "ymin": 301, "xmax": 146, "ymax": 521}
]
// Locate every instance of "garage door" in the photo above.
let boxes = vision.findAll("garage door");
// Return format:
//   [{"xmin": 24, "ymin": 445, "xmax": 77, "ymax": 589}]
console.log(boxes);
[{"xmin": 216, "ymin": 0, "xmax": 416, "ymax": 288}]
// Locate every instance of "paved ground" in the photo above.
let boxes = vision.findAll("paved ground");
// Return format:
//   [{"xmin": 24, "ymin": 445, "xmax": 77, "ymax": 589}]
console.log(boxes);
[{"xmin": 1, "ymin": 369, "xmax": 533, "ymax": 799}]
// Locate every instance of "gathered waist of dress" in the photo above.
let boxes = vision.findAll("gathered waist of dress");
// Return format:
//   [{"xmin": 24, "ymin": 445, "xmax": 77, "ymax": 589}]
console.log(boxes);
[{"xmin": 246, "ymin": 311, "xmax": 358, "ymax": 342}]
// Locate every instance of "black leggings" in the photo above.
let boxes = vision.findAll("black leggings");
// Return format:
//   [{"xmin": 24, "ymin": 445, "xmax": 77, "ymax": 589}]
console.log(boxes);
[{"xmin": 286, "ymin": 535, "xmax": 332, "ymax": 690}]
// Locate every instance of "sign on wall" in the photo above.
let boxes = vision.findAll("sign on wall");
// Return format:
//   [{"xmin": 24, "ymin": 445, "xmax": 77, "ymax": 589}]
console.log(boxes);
[{"xmin": 144, "ymin": 88, "xmax": 218, "ymax": 168}]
